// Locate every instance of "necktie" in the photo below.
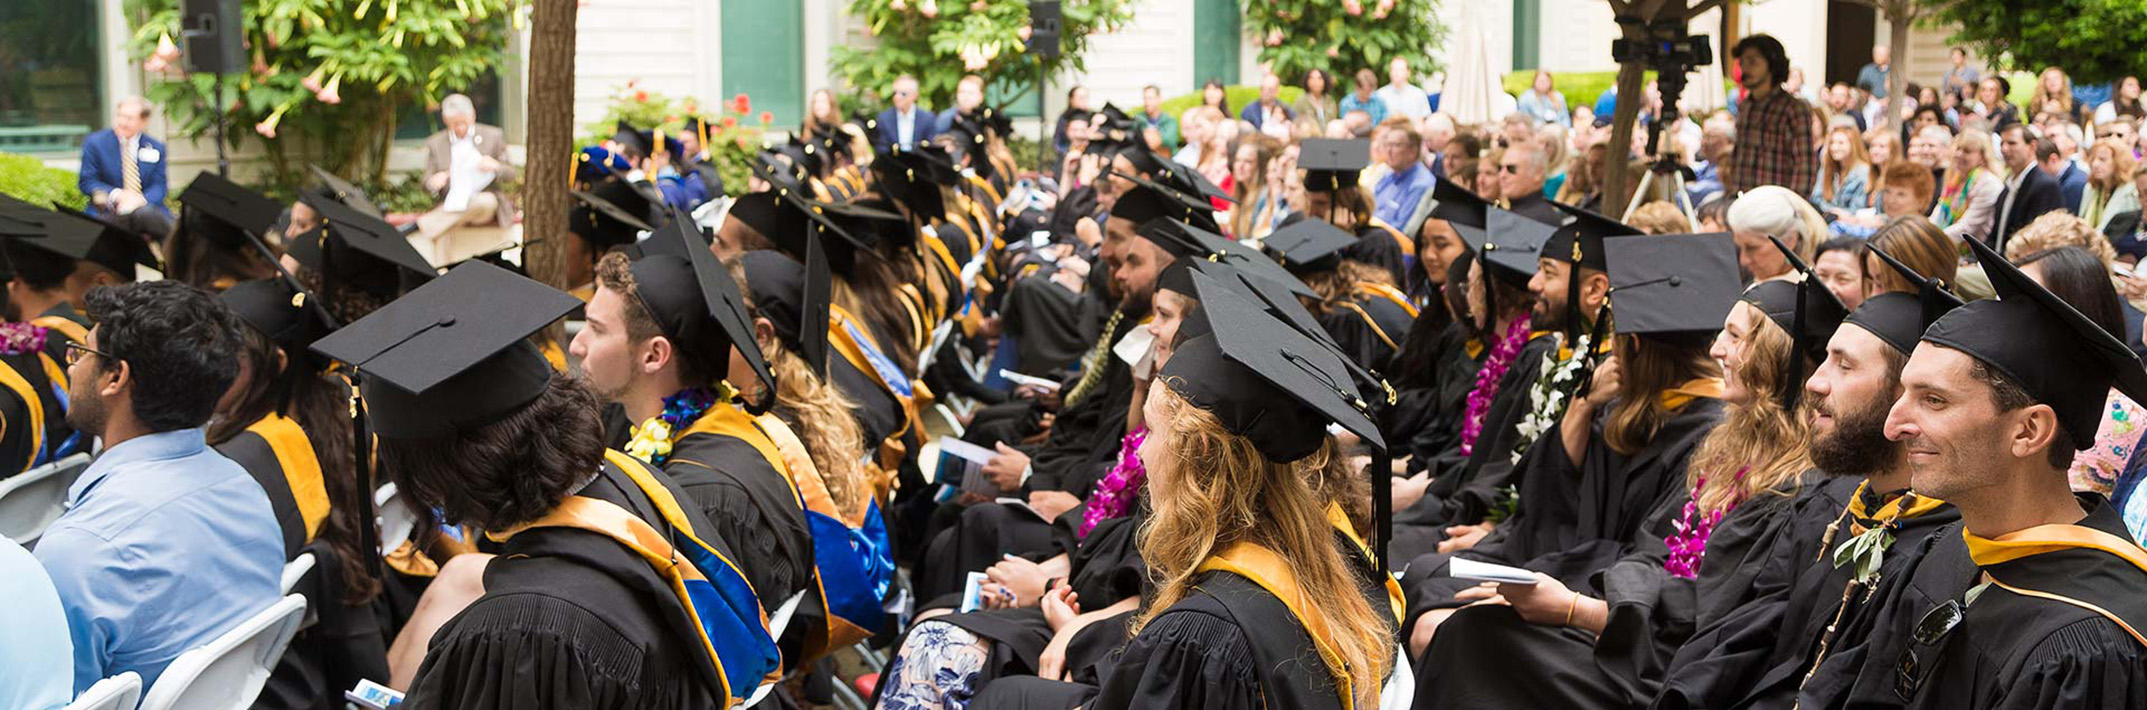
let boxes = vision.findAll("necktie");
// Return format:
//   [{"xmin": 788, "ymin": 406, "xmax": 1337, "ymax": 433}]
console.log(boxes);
[{"xmin": 121, "ymin": 138, "xmax": 141, "ymax": 194}]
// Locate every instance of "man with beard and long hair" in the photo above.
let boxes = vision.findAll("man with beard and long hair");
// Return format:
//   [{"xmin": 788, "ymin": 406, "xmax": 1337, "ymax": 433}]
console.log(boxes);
[{"xmin": 1652, "ymin": 246, "xmax": 1966, "ymax": 710}]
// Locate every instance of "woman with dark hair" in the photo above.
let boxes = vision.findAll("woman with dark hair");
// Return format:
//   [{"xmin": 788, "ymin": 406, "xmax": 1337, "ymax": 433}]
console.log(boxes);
[
  {"xmin": 1295, "ymin": 69, "xmax": 1338, "ymax": 129},
  {"xmin": 1811, "ymin": 236, "xmax": 1867, "ymax": 310},
  {"xmin": 1200, "ymin": 78, "xmax": 1231, "ymax": 118},
  {"xmin": 2015, "ymin": 246, "xmax": 2147, "ymax": 497},
  {"xmin": 1418, "ymin": 233, "xmax": 1828, "ymax": 709},
  {"xmin": 209, "ymin": 277, "xmax": 386, "ymax": 709}
]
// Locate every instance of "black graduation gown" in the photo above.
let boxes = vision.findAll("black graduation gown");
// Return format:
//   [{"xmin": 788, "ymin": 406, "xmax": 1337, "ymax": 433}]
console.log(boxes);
[
  {"xmin": 1884, "ymin": 495, "xmax": 2147, "ymax": 710},
  {"xmin": 1388, "ymin": 333, "xmax": 1555, "ymax": 562},
  {"xmin": 1387, "ymin": 325, "xmax": 1482, "ymax": 469},
  {"xmin": 0, "ymin": 352, "xmax": 50, "ymax": 476},
  {"xmin": 403, "ymin": 459, "xmax": 734, "ymax": 710},
  {"xmin": 660, "ymin": 410, "xmax": 818, "ymax": 661},
  {"xmin": 999, "ymin": 263, "xmax": 1107, "ymax": 377},
  {"xmin": 1024, "ymin": 308, "xmax": 1141, "ymax": 499},
  {"xmin": 1652, "ymin": 479, "xmax": 1962, "ymax": 710},
  {"xmin": 1416, "ymin": 474, "xmax": 1814, "ymax": 709},
  {"xmin": 1317, "ymin": 287, "xmax": 1417, "ymax": 376},
  {"xmin": 1347, "ymin": 225, "xmax": 1411, "ymax": 286},
  {"xmin": 1402, "ymin": 396, "xmax": 1725, "ymax": 630},
  {"xmin": 1505, "ymin": 192, "xmax": 1563, "ymax": 226},
  {"xmin": 827, "ymin": 354, "xmax": 905, "ymax": 453},
  {"xmin": 31, "ymin": 302, "xmax": 89, "ymax": 367},
  {"xmin": 218, "ymin": 418, "xmax": 330, "ymax": 559}
]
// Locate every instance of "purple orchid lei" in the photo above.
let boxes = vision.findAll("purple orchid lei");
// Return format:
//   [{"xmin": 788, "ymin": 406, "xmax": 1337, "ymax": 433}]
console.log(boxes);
[
  {"xmin": 1664, "ymin": 466, "xmax": 1749, "ymax": 579},
  {"xmin": 1079, "ymin": 426, "xmax": 1148, "ymax": 539},
  {"xmin": 1459, "ymin": 313, "xmax": 1533, "ymax": 455},
  {"xmin": 644, "ymin": 386, "xmax": 720, "ymax": 465},
  {"xmin": 0, "ymin": 323, "xmax": 46, "ymax": 356}
]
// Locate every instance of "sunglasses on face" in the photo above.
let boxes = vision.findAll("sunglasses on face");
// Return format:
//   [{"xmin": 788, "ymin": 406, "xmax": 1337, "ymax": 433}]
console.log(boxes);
[
  {"xmin": 1894, "ymin": 599, "xmax": 1965, "ymax": 700},
  {"xmin": 1501, "ymin": 164, "xmax": 1525, "ymax": 174}
]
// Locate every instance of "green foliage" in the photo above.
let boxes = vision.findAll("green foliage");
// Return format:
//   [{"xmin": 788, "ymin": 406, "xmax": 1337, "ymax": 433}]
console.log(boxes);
[
  {"xmin": 831, "ymin": 0, "xmax": 1136, "ymax": 110},
  {"xmin": 1239, "ymin": 0, "xmax": 1446, "ymax": 85},
  {"xmin": 579, "ymin": 84, "xmax": 776, "ymax": 197},
  {"xmin": 1931, "ymin": 0, "xmax": 2147, "ymax": 85},
  {"xmin": 0, "ymin": 153, "xmax": 89, "ymax": 210},
  {"xmin": 1501, "ymin": 70, "xmax": 1657, "ymax": 114},
  {"xmin": 1155, "ymin": 86, "xmax": 1307, "ymax": 121},
  {"xmin": 122, "ymin": 0, "xmax": 525, "ymax": 191}
]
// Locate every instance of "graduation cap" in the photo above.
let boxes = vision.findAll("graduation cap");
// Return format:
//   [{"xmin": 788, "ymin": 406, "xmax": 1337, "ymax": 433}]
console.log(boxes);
[
  {"xmin": 1921, "ymin": 235, "xmax": 2147, "ymax": 450},
  {"xmin": 221, "ymin": 275, "xmax": 336, "ymax": 366},
  {"xmin": 1262, "ymin": 218, "xmax": 1359, "ymax": 274},
  {"xmin": 310, "ymin": 261, "xmax": 580, "ymax": 439},
  {"xmin": 1604, "ymin": 233, "xmax": 1741, "ymax": 335},
  {"xmin": 1856, "ymin": 241, "xmax": 1966, "ymax": 353},
  {"xmin": 612, "ymin": 120, "xmax": 651, "ymax": 158},
  {"xmin": 869, "ymin": 145, "xmax": 955, "ymax": 222},
  {"xmin": 46, "ymin": 205, "xmax": 159, "ymax": 279},
  {"xmin": 569, "ymin": 177, "xmax": 659, "ymax": 251},
  {"xmin": 781, "ymin": 135, "xmax": 827, "ymax": 177},
  {"xmin": 1298, "ymin": 138, "xmax": 1371, "ymax": 192},
  {"xmin": 292, "ymin": 196, "xmax": 438, "ymax": 284},
  {"xmin": 303, "ymin": 165, "xmax": 382, "ymax": 217},
  {"xmin": 1740, "ymin": 235, "xmax": 1849, "ymax": 408},
  {"xmin": 1108, "ymin": 170, "xmax": 1215, "ymax": 230},
  {"xmin": 1544, "ymin": 201, "xmax": 1634, "ymax": 270},
  {"xmin": 979, "ymin": 106, "xmax": 1014, "ymax": 139},
  {"xmin": 177, "ymin": 172, "xmax": 284, "ymax": 248},
  {"xmin": 1428, "ymin": 176, "xmax": 1489, "ymax": 230},
  {"xmin": 575, "ymin": 146, "xmax": 632, "ymax": 190},
  {"xmin": 1138, "ymin": 218, "xmax": 1318, "ymax": 299},
  {"xmin": 641, "ymin": 129, "xmax": 687, "ymax": 164},
  {"xmin": 1167, "ymin": 268, "xmax": 1384, "ymax": 462},
  {"xmin": 1154, "ymin": 159, "xmax": 1234, "ymax": 205},
  {"xmin": 632, "ymin": 206, "xmax": 778, "ymax": 414},
  {"xmin": 1478, "ymin": 208, "xmax": 1555, "ymax": 285},
  {"xmin": 739, "ymin": 250, "xmax": 831, "ymax": 378}
]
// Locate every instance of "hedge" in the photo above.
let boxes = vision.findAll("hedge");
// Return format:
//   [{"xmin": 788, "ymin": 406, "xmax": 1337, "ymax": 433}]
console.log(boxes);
[
  {"xmin": 0, "ymin": 153, "xmax": 89, "ymax": 211},
  {"xmin": 1155, "ymin": 86, "xmax": 1308, "ymax": 122}
]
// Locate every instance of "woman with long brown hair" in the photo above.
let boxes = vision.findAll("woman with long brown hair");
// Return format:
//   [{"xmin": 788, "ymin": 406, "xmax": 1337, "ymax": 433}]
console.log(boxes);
[
  {"xmin": 1861, "ymin": 215, "xmax": 1959, "ymax": 299},
  {"xmin": 1403, "ymin": 233, "xmax": 1732, "ymax": 659},
  {"xmin": 1226, "ymin": 136, "xmax": 1279, "ymax": 240},
  {"xmin": 1414, "ymin": 232, "xmax": 1838, "ymax": 708}
]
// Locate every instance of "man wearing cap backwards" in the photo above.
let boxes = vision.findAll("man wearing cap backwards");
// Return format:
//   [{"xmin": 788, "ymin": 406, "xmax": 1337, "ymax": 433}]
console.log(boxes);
[
  {"xmin": 313, "ymin": 262, "xmax": 779, "ymax": 708},
  {"xmin": 33, "ymin": 281, "xmax": 282, "ymax": 694},
  {"xmin": 1652, "ymin": 262, "xmax": 1968, "ymax": 710},
  {"xmin": 1840, "ymin": 237, "xmax": 2147, "ymax": 709}
]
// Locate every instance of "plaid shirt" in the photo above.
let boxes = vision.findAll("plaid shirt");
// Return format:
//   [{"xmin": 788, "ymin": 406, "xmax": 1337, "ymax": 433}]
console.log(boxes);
[{"xmin": 1728, "ymin": 88, "xmax": 1817, "ymax": 195}]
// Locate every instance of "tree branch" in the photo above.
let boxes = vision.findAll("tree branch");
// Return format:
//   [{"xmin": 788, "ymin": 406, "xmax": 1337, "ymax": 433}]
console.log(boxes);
[{"xmin": 1684, "ymin": 0, "xmax": 1724, "ymax": 20}]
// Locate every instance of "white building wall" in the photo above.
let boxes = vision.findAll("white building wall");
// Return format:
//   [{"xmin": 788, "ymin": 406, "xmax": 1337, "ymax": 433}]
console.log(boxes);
[
  {"xmin": 1066, "ymin": 0, "xmax": 1197, "ymax": 110},
  {"xmin": 569, "ymin": 0, "xmax": 724, "ymax": 132},
  {"xmin": 1741, "ymin": 0, "xmax": 1828, "ymax": 84},
  {"xmin": 1533, "ymin": 0, "xmax": 1618, "ymax": 74}
]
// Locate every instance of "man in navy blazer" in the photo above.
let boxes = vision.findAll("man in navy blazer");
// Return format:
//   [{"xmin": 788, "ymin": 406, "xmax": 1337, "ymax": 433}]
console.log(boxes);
[
  {"xmin": 1991, "ymin": 124, "xmax": 2065, "ymax": 250},
  {"xmin": 77, "ymin": 97, "xmax": 172, "ymax": 238},
  {"xmin": 2039, "ymin": 140, "xmax": 2089, "ymax": 214},
  {"xmin": 872, "ymin": 75, "xmax": 939, "ymax": 154}
]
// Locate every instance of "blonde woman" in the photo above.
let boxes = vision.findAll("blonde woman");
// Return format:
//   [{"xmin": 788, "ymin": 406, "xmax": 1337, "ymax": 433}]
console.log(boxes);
[
  {"xmin": 1932, "ymin": 129, "xmax": 2005, "ymax": 242},
  {"xmin": 1226, "ymin": 137, "xmax": 1278, "ymax": 240},
  {"xmin": 2080, "ymin": 139, "xmax": 2140, "ymax": 230},
  {"xmin": 1811, "ymin": 125, "xmax": 1872, "ymax": 216},
  {"xmin": 1538, "ymin": 123, "xmax": 1572, "ymax": 201}
]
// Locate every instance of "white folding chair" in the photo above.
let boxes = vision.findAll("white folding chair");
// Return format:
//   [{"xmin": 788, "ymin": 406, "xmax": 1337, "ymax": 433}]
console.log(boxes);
[
  {"xmin": 136, "ymin": 594, "xmax": 307, "ymax": 710},
  {"xmin": 0, "ymin": 453, "xmax": 94, "ymax": 546},
  {"xmin": 63, "ymin": 671, "xmax": 141, "ymax": 710},
  {"xmin": 741, "ymin": 591, "xmax": 810, "ymax": 708},
  {"xmin": 281, "ymin": 552, "xmax": 316, "ymax": 595}
]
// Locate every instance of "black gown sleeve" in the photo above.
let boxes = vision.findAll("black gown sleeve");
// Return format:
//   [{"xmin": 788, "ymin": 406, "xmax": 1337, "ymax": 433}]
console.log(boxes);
[
  {"xmin": 1986, "ymin": 618, "xmax": 2147, "ymax": 710},
  {"xmin": 1083, "ymin": 608, "xmax": 1265, "ymax": 710}
]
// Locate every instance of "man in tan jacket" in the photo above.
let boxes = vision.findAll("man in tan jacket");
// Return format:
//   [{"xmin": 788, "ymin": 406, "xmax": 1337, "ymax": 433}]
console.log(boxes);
[{"xmin": 414, "ymin": 93, "xmax": 516, "ymax": 261}]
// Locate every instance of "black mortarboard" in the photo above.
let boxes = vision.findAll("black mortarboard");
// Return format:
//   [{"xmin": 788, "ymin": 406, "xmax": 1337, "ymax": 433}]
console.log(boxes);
[
  {"xmin": 177, "ymin": 172, "xmax": 284, "ymax": 248},
  {"xmin": 1261, "ymin": 218, "xmax": 1359, "ymax": 274},
  {"xmin": 290, "ymin": 198, "xmax": 439, "ymax": 296},
  {"xmin": 1164, "ymin": 269, "xmax": 1385, "ymax": 463},
  {"xmin": 0, "ymin": 201, "xmax": 42, "ymax": 239},
  {"xmin": 569, "ymin": 177, "xmax": 658, "ymax": 250},
  {"xmin": 1604, "ymin": 233, "xmax": 1740, "ymax": 335},
  {"xmin": 1107, "ymin": 174, "xmax": 1212, "ymax": 232},
  {"xmin": 1740, "ymin": 235, "xmax": 1848, "ymax": 408},
  {"xmin": 1298, "ymin": 138, "xmax": 1370, "ymax": 192},
  {"xmin": 631, "ymin": 207, "xmax": 778, "ymax": 414},
  {"xmin": 221, "ymin": 276, "xmax": 334, "ymax": 364},
  {"xmin": 304, "ymin": 165, "xmax": 382, "ymax": 217},
  {"xmin": 1478, "ymin": 208, "xmax": 1555, "ymax": 284},
  {"xmin": 740, "ymin": 250, "xmax": 831, "ymax": 378},
  {"xmin": 870, "ymin": 146, "xmax": 954, "ymax": 221},
  {"xmin": 1429, "ymin": 176, "xmax": 1489, "ymax": 230},
  {"xmin": 1921, "ymin": 235, "xmax": 2147, "ymax": 450},
  {"xmin": 1544, "ymin": 201, "xmax": 1632, "ymax": 270},
  {"xmin": 47, "ymin": 206, "xmax": 159, "ymax": 279},
  {"xmin": 612, "ymin": 120, "xmax": 652, "ymax": 158},
  {"xmin": 1859, "ymin": 240, "xmax": 1966, "ymax": 349},
  {"xmin": 1138, "ymin": 219, "xmax": 1318, "ymax": 299},
  {"xmin": 310, "ymin": 261, "xmax": 581, "ymax": 439},
  {"xmin": 1156, "ymin": 159, "xmax": 1234, "ymax": 205},
  {"xmin": 1095, "ymin": 103, "xmax": 1136, "ymax": 145}
]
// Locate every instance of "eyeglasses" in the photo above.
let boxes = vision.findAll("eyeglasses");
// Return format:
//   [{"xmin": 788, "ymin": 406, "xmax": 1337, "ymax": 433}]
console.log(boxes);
[
  {"xmin": 1500, "ymin": 164, "xmax": 1525, "ymax": 174},
  {"xmin": 1893, "ymin": 599, "xmax": 1965, "ymax": 700},
  {"xmin": 64, "ymin": 341, "xmax": 116, "ymax": 366}
]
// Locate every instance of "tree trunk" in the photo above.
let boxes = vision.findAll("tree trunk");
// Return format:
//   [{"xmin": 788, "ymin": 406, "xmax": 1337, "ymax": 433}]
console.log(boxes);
[
  {"xmin": 524, "ymin": 0, "xmax": 578, "ymax": 291},
  {"xmin": 1881, "ymin": 4, "xmax": 1912, "ymax": 132}
]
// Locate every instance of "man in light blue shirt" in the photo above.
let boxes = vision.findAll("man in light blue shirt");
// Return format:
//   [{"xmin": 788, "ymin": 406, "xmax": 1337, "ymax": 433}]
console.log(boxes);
[
  {"xmin": 35, "ymin": 280, "xmax": 281, "ymax": 694},
  {"xmin": 1372, "ymin": 121, "xmax": 1435, "ymax": 230},
  {"xmin": 1, "ymin": 537, "xmax": 73, "ymax": 710}
]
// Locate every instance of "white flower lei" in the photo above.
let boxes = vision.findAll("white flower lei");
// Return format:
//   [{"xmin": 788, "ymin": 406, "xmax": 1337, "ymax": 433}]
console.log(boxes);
[{"xmin": 1510, "ymin": 332, "xmax": 1589, "ymax": 464}]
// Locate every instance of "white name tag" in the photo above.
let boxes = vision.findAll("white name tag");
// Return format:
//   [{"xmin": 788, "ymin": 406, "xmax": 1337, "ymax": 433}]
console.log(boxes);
[{"xmin": 137, "ymin": 146, "xmax": 161, "ymax": 163}]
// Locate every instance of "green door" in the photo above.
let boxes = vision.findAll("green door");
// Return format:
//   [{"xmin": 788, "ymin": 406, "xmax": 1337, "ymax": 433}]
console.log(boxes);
[
  {"xmin": 1512, "ymin": 0, "xmax": 1539, "ymax": 71},
  {"xmin": 721, "ymin": 1, "xmax": 804, "ymax": 126},
  {"xmin": 1192, "ymin": 0, "xmax": 1239, "ymax": 88}
]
